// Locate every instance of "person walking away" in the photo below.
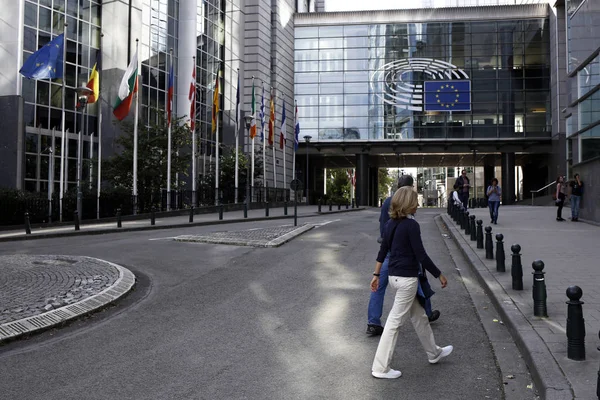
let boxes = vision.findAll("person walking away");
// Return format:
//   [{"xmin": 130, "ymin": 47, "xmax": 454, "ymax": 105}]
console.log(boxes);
[
  {"xmin": 486, "ymin": 178, "xmax": 501, "ymax": 224},
  {"xmin": 371, "ymin": 187, "xmax": 452, "ymax": 379},
  {"xmin": 455, "ymin": 170, "xmax": 470, "ymax": 209},
  {"xmin": 555, "ymin": 175, "xmax": 567, "ymax": 221},
  {"xmin": 367, "ymin": 176, "xmax": 441, "ymax": 336},
  {"xmin": 569, "ymin": 174, "xmax": 583, "ymax": 221}
]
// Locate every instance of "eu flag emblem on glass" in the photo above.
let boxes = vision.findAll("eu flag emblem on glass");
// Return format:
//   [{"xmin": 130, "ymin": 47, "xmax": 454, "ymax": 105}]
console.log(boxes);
[
  {"xmin": 424, "ymin": 80, "xmax": 471, "ymax": 112},
  {"xmin": 19, "ymin": 34, "xmax": 64, "ymax": 80}
]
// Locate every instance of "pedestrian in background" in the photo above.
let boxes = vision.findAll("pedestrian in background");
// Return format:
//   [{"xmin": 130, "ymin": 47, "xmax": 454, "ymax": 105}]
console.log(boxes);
[
  {"xmin": 370, "ymin": 187, "xmax": 452, "ymax": 379},
  {"xmin": 555, "ymin": 175, "xmax": 567, "ymax": 221},
  {"xmin": 569, "ymin": 174, "xmax": 584, "ymax": 222},
  {"xmin": 486, "ymin": 178, "xmax": 501, "ymax": 225},
  {"xmin": 452, "ymin": 184, "xmax": 462, "ymax": 207},
  {"xmin": 454, "ymin": 170, "xmax": 470, "ymax": 209}
]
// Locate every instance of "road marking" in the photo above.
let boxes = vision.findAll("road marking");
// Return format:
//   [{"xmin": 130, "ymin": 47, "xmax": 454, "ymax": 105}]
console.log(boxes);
[
  {"xmin": 313, "ymin": 219, "xmax": 340, "ymax": 228},
  {"xmin": 148, "ymin": 236, "xmax": 178, "ymax": 241}
]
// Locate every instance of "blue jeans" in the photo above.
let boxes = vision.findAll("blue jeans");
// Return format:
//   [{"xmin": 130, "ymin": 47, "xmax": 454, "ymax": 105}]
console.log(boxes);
[
  {"xmin": 368, "ymin": 254, "xmax": 432, "ymax": 326},
  {"xmin": 571, "ymin": 195, "xmax": 581, "ymax": 219},
  {"xmin": 488, "ymin": 200, "xmax": 500, "ymax": 223}
]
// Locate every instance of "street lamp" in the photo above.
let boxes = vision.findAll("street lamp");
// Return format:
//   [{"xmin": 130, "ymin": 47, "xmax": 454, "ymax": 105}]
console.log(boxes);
[
  {"xmin": 243, "ymin": 113, "xmax": 253, "ymax": 203},
  {"xmin": 303, "ymin": 135, "xmax": 312, "ymax": 205},
  {"xmin": 75, "ymin": 86, "xmax": 94, "ymax": 220}
]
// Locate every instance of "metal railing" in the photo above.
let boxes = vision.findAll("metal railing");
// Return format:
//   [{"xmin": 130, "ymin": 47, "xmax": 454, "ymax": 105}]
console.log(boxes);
[{"xmin": 530, "ymin": 181, "xmax": 556, "ymax": 205}]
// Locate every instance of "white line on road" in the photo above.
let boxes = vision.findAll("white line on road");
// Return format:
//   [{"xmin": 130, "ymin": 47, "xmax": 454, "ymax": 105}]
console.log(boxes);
[
  {"xmin": 313, "ymin": 219, "xmax": 340, "ymax": 228},
  {"xmin": 148, "ymin": 236, "xmax": 178, "ymax": 241}
]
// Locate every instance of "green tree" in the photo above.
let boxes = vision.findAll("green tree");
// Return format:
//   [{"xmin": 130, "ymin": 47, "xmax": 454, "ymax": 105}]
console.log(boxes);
[
  {"xmin": 103, "ymin": 115, "xmax": 192, "ymax": 207},
  {"xmin": 378, "ymin": 169, "xmax": 394, "ymax": 199},
  {"xmin": 326, "ymin": 169, "xmax": 351, "ymax": 202}
]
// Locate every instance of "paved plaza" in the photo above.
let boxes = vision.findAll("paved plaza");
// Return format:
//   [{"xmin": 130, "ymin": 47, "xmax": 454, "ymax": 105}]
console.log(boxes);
[{"xmin": 443, "ymin": 205, "xmax": 600, "ymax": 400}]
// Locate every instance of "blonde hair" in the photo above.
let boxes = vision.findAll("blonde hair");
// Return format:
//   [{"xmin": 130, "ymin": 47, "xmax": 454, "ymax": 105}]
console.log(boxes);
[{"xmin": 389, "ymin": 186, "xmax": 418, "ymax": 220}]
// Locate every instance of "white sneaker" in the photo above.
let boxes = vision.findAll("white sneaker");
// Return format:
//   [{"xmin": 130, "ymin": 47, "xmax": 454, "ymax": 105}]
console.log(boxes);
[
  {"xmin": 428, "ymin": 345, "xmax": 453, "ymax": 364},
  {"xmin": 372, "ymin": 369, "xmax": 402, "ymax": 379}
]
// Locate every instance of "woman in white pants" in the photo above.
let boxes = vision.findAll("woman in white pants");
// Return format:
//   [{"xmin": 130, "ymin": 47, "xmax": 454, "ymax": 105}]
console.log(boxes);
[{"xmin": 371, "ymin": 187, "xmax": 453, "ymax": 379}]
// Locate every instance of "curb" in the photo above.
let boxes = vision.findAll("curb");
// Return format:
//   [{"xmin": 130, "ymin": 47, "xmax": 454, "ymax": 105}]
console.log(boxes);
[
  {"xmin": 0, "ymin": 208, "xmax": 366, "ymax": 243},
  {"xmin": 440, "ymin": 214, "xmax": 574, "ymax": 400},
  {"xmin": 175, "ymin": 223, "xmax": 314, "ymax": 248},
  {"xmin": 0, "ymin": 257, "xmax": 136, "ymax": 344}
]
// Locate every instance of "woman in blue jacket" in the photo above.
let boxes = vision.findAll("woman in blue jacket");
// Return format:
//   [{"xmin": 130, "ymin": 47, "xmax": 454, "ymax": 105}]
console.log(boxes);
[
  {"xmin": 370, "ymin": 187, "xmax": 453, "ymax": 379},
  {"xmin": 487, "ymin": 178, "xmax": 501, "ymax": 224}
]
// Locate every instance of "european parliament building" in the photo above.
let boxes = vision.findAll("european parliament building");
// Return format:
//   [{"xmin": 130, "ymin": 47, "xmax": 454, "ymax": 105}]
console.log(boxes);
[{"xmin": 1, "ymin": 0, "xmax": 599, "ymax": 221}]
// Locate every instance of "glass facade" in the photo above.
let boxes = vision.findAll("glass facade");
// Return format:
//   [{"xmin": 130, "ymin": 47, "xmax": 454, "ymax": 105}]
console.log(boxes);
[
  {"xmin": 295, "ymin": 19, "xmax": 550, "ymax": 142},
  {"xmin": 22, "ymin": 0, "xmax": 101, "ymax": 192}
]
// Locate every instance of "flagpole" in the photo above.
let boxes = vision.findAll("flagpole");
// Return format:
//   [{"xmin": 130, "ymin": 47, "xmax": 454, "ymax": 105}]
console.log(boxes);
[
  {"xmin": 234, "ymin": 68, "xmax": 240, "ymax": 203},
  {"xmin": 89, "ymin": 132, "xmax": 93, "ymax": 190},
  {"xmin": 166, "ymin": 49, "xmax": 173, "ymax": 211},
  {"xmin": 250, "ymin": 77, "xmax": 255, "ymax": 204},
  {"xmin": 59, "ymin": 22, "xmax": 67, "ymax": 222},
  {"xmin": 272, "ymin": 89, "xmax": 276, "ymax": 190},
  {"xmin": 49, "ymin": 128, "xmax": 55, "ymax": 223},
  {"xmin": 132, "ymin": 39, "xmax": 139, "ymax": 215},
  {"xmin": 262, "ymin": 83, "xmax": 266, "ymax": 191},
  {"xmin": 293, "ymin": 100, "xmax": 297, "ymax": 181},
  {"xmin": 282, "ymin": 111, "xmax": 286, "ymax": 192},
  {"xmin": 192, "ymin": 56, "xmax": 197, "ymax": 207},
  {"xmin": 215, "ymin": 71, "xmax": 220, "ymax": 206},
  {"xmin": 97, "ymin": 34, "xmax": 103, "ymax": 220}
]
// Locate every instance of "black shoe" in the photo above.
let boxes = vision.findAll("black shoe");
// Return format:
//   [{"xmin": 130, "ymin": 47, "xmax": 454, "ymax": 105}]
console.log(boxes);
[
  {"xmin": 428, "ymin": 310, "xmax": 441, "ymax": 323},
  {"xmin": 366, "ymin": 324, "xmax": 384, "ymax": 336}
]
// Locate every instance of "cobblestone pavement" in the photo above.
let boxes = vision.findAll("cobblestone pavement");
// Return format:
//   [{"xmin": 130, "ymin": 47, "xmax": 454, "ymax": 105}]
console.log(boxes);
[
  {"xmin": 175, "ymin": 224, "xmax": 312, "ymax": 247},
  {"xmin": 0, "ymin": 255, "xmax": 119, "ymax": 325}
]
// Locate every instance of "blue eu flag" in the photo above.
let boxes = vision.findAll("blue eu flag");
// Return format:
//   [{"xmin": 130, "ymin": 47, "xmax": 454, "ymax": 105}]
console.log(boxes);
[
  {"xmin": 19, "ymin": 34, "xmax": 64, "ymax": 80},
  {"xmin": 424, "ymin": 80, "xmax": 471, "ymax": 112}
]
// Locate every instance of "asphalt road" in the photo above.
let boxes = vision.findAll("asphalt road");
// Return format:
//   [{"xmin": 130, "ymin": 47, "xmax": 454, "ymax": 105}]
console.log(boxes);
[{"xmin": 0, "ymin": 209, "xmax": 505, "ymax": 400}]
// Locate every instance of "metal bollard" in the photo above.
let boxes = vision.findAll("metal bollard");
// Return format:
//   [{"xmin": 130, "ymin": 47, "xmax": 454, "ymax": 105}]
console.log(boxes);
[
  {"xmin": 265, "ymin": 202, "xmax": 269, "ymax": 217},
  {"xmin": 74, "ymin": 210, "xmax": 80, "ymax": 231},
  {"xmin": 24, "ymin": 212, "xmax": 32, "ymax": 235},
  {"xmin": 151, "ymin": 207, "xmax": 156, "ymax": 226},
  {"xmin": 284, "ymin": 201, "xmax": 288, "ymax": 216},
  {"xmin": 338, "ymin": 203, "xmax": 341, "ymax": 211},
  {"xmin": 470, "ymin": 215, "xmax": 476, "ymax": 241},
  {"xmin": 244, "ymin": 202, "xmax": 248, "ymax": 218},
  {"xmin": 189, "ymin": 206, "xmax": 194, "ymax": 223},
  {"xmin": 511, "ymin": 244, "xmax": 523, "ymax": 290},
  {"xmin": 485, "ymin": 226, "xmax": 494, "ymax": 259},
  {"xmin": 219, "ymin": 203, "xmax": 224, "ymax": 220},
  {"xmin": 380, "ymin": 198, "xmax": 383, "ymax": 207},
  {"xmin": 566, "ymin": 286, "xmax": 586, "ymax": 361},
  {"xmin": 352, "ymin": 198, "xmax": 355, "ymax": 209},
  {"xmin": 346, "ymin": 202, "xmax": 349, "ymax": 209},
  {"xmin": 461, "ymin": 209, "xmax": 467, "ymax": 230},
  {"xmin": 476, "ymin": 220, "xmax": 484, "ymax": 249},
  {"xmin": 318, "ymin": 198, "xmax": 322, "ymax": 213},
  {"xmin": 116, "ymin": 208, "xmax": 122, "ymax": 228},
  {"xmin": 464, "ymin": 211, "xmax": 471, "ymax": 235},
  {"xmin": 329, "ymin": 200, "xmax": 332, "ymax": 211},
  {"xmin": 495, "ymin": 233, "xmax": 505, "ymax": 272},
  {"xmin": 447, "ymin": 200, "xmax": 452, "ymax": 216},
  {"xmin": 532, "ymin": 260, "xmax": 548, "ymax": 317}
]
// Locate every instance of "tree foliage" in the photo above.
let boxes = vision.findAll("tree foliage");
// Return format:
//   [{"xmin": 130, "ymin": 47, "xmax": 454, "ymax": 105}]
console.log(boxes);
[
  {"xmin": 103, "ymin": 115, "xmax": 192, "ymax": 198},
  {"xmin": 378, "ymin": 169, "xmax": 394, "ymax": 199},
  {"xmin": 326, "ymin": 169, "xmax": 351, "ymax": 202}
]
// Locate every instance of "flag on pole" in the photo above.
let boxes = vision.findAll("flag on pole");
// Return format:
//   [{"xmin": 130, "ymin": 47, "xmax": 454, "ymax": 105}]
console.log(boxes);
[
  {"xmin": 249, "ymin": 80, "xmax": 257, "ymax": 139},
  {"xmin": 189, "ymin": 64, "xmax": 196, "ymax": 131},
  {"xmin": 279, "ymin": 101, "xmax": 286, "ymax": 150},
  {"xmin": 113, "ymin": 48, "xmax": 139, "ymax": 121},
  {"xmin": 268, "ymin": 90, "xmax": 275, "ymax": 146},
  {"xmin": 211, "ymin": 72, "xmax": 220, "ymax": 134},
  {"xmin": 19, "ymin": 34, "xmax": 64, "ymax": 80},
  {"xmin": 167, "ymin": 60, "xmax": 174, "ymax": 124},
  {"xmin": 347, "ymin": 169, "xmax": 356, "ymax": 187},
  {"xmin": 235, "ymin": 72, "xmax": 241, "ymax": 137},
  {"xmin": 86, "ymin": 62, "xmax": 99, "ymax": 104},
  {"xmin": 294, "ymin": 101, "xmax": 300, "ymax": 151},
  {"xmin": 260, "ymin": 85, "xmax": 265, "ymax": 142}
]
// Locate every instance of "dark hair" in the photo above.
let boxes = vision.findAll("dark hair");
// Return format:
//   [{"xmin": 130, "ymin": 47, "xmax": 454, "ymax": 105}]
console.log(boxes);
[
  {"xmin": 397, "ymin": 175, "xmax": 414, "ymax": 188},
  {"xmin": 555, "ymin": 175, "xmax": 562, "ymax": 184},
  {"xmin": 574, "ymin": 173, "xmax": 579, "ymax": 179},
  {"xmin": 453, "ymin": 184, "xmax": 459, "ymax": 190},
  {"xmin": 491, "ymin": 178, "xmax": 498, "ymax": 185}
]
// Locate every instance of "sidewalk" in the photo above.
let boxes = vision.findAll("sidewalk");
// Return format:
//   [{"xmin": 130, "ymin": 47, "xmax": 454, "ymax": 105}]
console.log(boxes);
[
  {"xmin": 442, "ymin": 206, "xmax": 599, "ymax": 400},
  {"xmin": 0, "ymin": 205, "xmax": 363, "ymax": 242}
]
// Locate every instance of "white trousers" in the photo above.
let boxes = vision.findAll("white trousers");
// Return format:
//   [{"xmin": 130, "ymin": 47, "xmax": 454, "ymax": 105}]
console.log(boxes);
[{"xmin": 372, "ymin": 276, "xmax": 442, "ymax": 373}]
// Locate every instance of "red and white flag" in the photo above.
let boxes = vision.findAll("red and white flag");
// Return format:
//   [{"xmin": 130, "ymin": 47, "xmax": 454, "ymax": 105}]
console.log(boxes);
[{"xmin": 189, "ymin": 63, "xmax": 196, "ymax": 131}]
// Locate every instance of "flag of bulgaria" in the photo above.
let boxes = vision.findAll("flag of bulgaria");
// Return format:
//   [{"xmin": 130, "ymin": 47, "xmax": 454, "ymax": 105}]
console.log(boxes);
[
  {"xmin": 249, "ymin": 80, "xmax": 257, "ymax": 139},
  {"xmin": 113, "ymin": 49, "xmax": 138, "ymax": 121}
]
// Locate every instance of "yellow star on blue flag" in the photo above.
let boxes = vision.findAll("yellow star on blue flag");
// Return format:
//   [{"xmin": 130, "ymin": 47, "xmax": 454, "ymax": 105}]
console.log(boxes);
[
  {"xmin": 424, "ymin": 80, "xmax": 471, "ymax": 112},
  {"xmin": 19, "ymin": 34, "xmax": 64, "ymax": 80}
]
